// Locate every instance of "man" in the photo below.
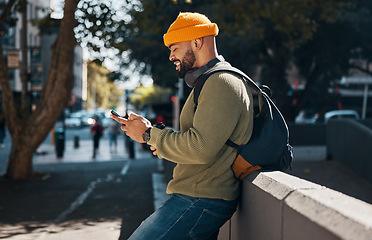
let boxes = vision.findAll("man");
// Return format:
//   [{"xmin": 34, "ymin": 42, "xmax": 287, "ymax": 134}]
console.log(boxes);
[{"xmin": 111, "ymin": 12, "xmax": 254, "ymax": 240}]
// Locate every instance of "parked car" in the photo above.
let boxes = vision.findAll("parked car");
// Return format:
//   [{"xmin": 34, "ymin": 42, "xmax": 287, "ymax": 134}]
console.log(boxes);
[
  {"xmin": 65, "ymin": 116, "xmax": 82, "ymax": 128},
  {"xmin": 295, "ymin": 110, "xmax": 319, "ymax": 124},
  {"xmin": 324, "ymin": 110, "xmax": 360, "ymax": 123}
]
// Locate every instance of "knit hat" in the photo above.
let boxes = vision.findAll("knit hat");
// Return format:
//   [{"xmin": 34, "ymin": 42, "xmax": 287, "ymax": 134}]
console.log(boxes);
[{"xmin": 163, "ymin": 12, "xmax": 219, "ymax": 47}]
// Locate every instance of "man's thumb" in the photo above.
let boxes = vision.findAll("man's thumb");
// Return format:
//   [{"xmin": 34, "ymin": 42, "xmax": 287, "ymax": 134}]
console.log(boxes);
[{"xmin": 128, "ymin": 112, "xmax": 140, "ymax": 120}]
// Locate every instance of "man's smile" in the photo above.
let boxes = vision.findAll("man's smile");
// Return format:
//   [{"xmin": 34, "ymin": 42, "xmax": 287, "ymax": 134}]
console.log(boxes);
[{"xmin": 174, "ymin": 60, "xmax": 181, "ymax": 71}]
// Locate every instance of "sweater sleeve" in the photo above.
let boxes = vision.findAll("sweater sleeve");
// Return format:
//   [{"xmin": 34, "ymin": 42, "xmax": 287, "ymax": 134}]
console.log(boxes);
[{"xmin": 148, "ymin": 72, "xmax": 249, "ymax": 165}]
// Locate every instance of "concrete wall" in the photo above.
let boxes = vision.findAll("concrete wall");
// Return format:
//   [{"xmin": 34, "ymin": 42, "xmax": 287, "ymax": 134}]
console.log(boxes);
[
  {"xmin": 219, "ymin": 171, "xmax": 372, "ymax": 240},
  {"xmin": 287, "ymin": 119, "xmax": 372, "ymax": 146},
  {"xmin": 326, "ymin": 119, "xmax": 372, "ymax": 183},
  {"xmin": 359, "ymin": 119, "xmax": 372, "ymax": 129},
  {"xmin": 162, "ymin": 120, "xmax": 372, "ymax": 240}
]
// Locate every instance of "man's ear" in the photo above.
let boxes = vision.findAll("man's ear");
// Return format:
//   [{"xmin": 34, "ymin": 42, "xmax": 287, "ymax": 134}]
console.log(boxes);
[{"xmin": 192, "ymin": 38, "xmax": 203, "ymax": 50}]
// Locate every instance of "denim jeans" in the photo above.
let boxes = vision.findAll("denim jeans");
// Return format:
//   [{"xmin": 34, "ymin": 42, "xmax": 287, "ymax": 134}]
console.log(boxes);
[{"xmin": 128, "ymin": 193, "xmax": 238, "ymax": 240}]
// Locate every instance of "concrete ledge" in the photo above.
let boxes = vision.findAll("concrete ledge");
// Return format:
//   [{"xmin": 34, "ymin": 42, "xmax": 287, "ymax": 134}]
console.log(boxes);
[
  {"xmin": 219, "ymin": 171, "xmax": 372, "ymax": 240},
  {"xmin": 284, "ymin": 188, "xmax": 372, "ymax": 240}
]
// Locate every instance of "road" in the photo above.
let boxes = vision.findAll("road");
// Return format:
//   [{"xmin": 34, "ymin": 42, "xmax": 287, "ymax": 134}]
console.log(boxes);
[
  {"xmin": 1, "ymin": 124, "xmax": 372, "ymax": 240},
  {"xmin": 0, "ymin": 125, "xmax": 168, "ymax": 239},
  {"xmin": 0, "ymin": 125, "xmax": 124, "ymax": 174}
]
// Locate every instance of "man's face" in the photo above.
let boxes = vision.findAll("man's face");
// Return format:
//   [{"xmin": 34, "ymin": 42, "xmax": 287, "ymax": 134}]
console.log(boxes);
[{"xmin": 169, "ymin": 42, "xmax": 196, "ymax": 79}]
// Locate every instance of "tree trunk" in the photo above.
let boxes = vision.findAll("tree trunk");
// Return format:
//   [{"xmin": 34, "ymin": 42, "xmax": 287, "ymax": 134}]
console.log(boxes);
[
  {"xmin": 1, "ymin": 0, "xmax": 79, "ymax": 179},
  {"xmin": 260, "ymin": 44, "xmax": 291, "ymax": 119},
  {"xmin": 6, "ymin": 129, "xmax": 36, "ymax": 179}
]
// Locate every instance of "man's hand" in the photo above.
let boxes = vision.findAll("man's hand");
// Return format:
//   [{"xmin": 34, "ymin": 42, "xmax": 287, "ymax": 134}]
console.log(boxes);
[
  {"xmin": 150, "ymin": 146, "xmax": 158, "ymax": 156},
  {"xmin": 111, "ymin": 112, "xmax": 152, "ymax": 143}
]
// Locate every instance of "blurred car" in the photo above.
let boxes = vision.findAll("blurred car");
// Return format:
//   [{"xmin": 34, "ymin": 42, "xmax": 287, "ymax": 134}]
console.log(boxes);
[
  {"xmin": 65, "ymin": 116, "xmax": 82, "ymax": 128},
  {"xmin": 81, "ymin": 112, "xmax": 98, "ymax": 126},
  {"xmin": 100, "ymin": 117, "xmax": 110, "ymax": 128},
  {"xmin": 324, "ymin": 110, "xmax": 360, "ymax": 123},
  {"xmin": 295, "ymin": 110, "xmax": 319, "ymax": 124}
]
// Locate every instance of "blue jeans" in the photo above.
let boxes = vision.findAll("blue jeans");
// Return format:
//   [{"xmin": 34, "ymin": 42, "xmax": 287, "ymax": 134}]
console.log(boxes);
[{"xmin": 128, "ymin": 193, "xmax": 238, "ymax": 240}]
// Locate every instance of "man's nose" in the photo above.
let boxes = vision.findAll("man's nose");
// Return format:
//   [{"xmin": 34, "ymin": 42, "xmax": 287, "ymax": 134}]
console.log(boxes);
[{"xmin": 169, "ymin": 53, "xmax": 174, "ymax": 62}]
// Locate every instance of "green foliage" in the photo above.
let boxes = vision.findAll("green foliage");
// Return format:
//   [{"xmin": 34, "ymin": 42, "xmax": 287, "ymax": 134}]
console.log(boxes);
[
  {"xmin": 130, "ymin": 84, "xmax": 172, "ymax": 109},
  {"xmin": 35, "ymin": 15, "xmax": 61, "ymax": 35},
  {"xmin": 76, "ymin": 0, "xmax": 372, "ymax": 119},
  {"xmin": 75, "ymin": 0, "xmax": 217, "ymax": 88},
  {"xmin": 214, "ymin": 0, "xmax": 347, "ymax": 48},
  {"xmin": 87, "ymin": 61, "xmax": 123, "ymax": 109},
  {"xmin": 292, "ymin": 0, "xmax": 372, "ymax": 115}
]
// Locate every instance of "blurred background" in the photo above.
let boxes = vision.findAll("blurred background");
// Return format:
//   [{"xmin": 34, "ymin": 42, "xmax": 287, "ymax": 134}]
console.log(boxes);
[
  {"xmin": 0, "ymin": 0, "xmax": 371, "ymax": 178},
  {"xmin": 1, "ymin": 1, "xmax": 372, "ymax": 239}
]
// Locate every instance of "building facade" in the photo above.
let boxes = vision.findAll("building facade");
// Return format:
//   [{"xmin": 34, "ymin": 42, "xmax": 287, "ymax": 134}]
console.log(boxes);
[{"xmin": 1, "ymin": 0, "xmax": 83, "ymax": 112}]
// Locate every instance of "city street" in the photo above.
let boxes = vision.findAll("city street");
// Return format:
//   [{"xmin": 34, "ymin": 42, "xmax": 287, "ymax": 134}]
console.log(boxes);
[
  {"xmin": 1, "ymin": 1, "xmax": 371, "ymax": 239},
  {"xmin": 1, "ymin": 124, "xmax": 133, "ymax": 173},
  {"xmin": 1, "ymin": 125, "xmax": 372, "ymax": 239},
  {"xmin": 0, "ymin": 125, "xmax": 168, "ymax": 240}
]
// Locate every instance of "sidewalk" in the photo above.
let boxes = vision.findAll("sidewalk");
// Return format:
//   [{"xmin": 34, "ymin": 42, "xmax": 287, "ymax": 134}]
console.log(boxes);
[
  {"xmin": 34, "ymin": 137, "xmax": 143, "ymax": 164},
  {"xmin": 0, "ymin": 137, "xmax": 168, "ymax": 240}
]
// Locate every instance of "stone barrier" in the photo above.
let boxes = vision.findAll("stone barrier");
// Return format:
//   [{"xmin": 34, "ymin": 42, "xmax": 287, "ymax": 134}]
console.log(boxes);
[
  {"xmin": 219, "ymin": 171, "xmax": 372, "ymax": 240},
  {"xmin": 327, "ymin": 119, "xmax": 372, "ymax": 183}
]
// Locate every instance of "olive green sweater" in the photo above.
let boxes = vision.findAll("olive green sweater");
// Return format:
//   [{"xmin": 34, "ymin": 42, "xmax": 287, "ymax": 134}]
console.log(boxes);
[{"xmin": 148, "ymin": 63, "xmax": 254, "ymax": 200}]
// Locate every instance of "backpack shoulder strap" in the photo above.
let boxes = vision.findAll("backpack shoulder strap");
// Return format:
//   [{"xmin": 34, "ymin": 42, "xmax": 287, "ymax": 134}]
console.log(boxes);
[
  {"xmin": 193, "ymin": 64, "xmax": 271, "ymax": 149},
  {"xmin": 193, "ymin": 64, "xmax": 262, "ymax": 112}
]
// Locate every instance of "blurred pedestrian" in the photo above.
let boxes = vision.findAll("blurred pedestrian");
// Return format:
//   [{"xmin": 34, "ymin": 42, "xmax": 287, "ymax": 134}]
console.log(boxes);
[
  {"xmin": 108, "ymin": 118, "xmax": 120, "ymax": 153},
  {"xmin": 90, "ymin": 115, "xmax": 104, "ymax": 159},
  {"xmin": 156, "ymin": 114, "xmax": 166, "ymax": 126},
  {"xmin": 112, "ymin": 12, "xmax": 254, "ymax": 239}
]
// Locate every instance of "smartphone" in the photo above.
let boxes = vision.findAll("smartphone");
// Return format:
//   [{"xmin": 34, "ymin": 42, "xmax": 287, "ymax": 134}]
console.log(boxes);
[{"xmin": 111, "ymin": 110, "xmax": 125, "ymax": 118}]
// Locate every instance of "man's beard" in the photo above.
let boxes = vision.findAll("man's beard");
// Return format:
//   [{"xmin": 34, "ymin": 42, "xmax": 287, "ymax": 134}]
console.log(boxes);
[{"xmin": 177, "ymin": 49, "xmax": 196, "ymax": 79}]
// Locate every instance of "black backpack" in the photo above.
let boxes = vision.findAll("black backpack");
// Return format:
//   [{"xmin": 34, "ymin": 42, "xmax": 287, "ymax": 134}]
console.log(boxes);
[{"xmin": 194, "ymin": 65, "xmax": 293, "ymax": 180}]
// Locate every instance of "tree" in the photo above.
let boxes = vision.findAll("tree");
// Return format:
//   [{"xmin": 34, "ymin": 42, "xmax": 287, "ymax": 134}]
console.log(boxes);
[
  {"xmin": 293, "ymin": 0, "xmax": 372, "ymax": 118},
  {"xmin": 130, "ymin": 85, "xmax": 172, "ymax": 109},
  {"xmin": 87, "ymin": 61, "xmax": 123, "ymax": 109},
  {"xmin": 77, "ymin": 0, "xmax": 346, "ymax": 119},
  {"xmin": 211, "ymin": 0, "xmax": 348, "ymax": 119},
  {"xmin": 0, "ymin": 0, "xmax": 78, "ymax": 179},
  {"xmin": 75, "ymin": 0, "xmax": 372, "ymax": 120},
  {"xmin": 75, "ymin": 0, "xmax": 216, "ymax": 92}
]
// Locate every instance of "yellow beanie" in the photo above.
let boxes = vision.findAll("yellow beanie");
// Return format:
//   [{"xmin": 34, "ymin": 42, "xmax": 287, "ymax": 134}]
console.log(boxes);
[{"xmin": 163, "ymin": 12, "xmax": 219, "ymax": 47}]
